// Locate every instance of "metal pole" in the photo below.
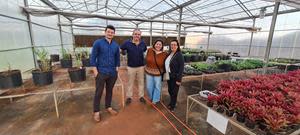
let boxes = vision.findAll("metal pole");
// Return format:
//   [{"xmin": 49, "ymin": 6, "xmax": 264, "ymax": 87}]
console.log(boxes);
[
  {"xmin": 206, "ymin": 26, "xmax": 211, "ymax": 51},
  {"xmin": 177, "ymin": 8, "xmax": 183, "ymax": 45},
  {"xmin": 162, "ymin": 15, "xmax": 164, "ymax": 37},
  {"xmin": 70, "ymin": 20, "xmax": 76, "ymax": 52},
  {"xmin": 24, "ymin": 0, "xmax": 38, "ymax": 68},
  {"xmin": 248, "ymin": 18, "xmax": 256, "ymax": 57},
  {"xmin": 290, "ymin": 28, "xmax": 299, "ymax": 59},
  {"xmin": 150, "ymin": 22, "xmax": 153, "ymax": 46},
  {"xmin": 58, "ymin": 14, "xmax": 64, "ymax": 51},
  {"xmin": 106, "ymin": 8, "xmax": 108, "ymax": 25},
  {"xmin": 263, "ymin": 0, "xmax": 281, "ymax": 74}
]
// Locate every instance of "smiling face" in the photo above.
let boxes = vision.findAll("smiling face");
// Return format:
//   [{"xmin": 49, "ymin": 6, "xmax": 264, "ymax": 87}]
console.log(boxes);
[
  {"xmin": 105, "ymin": 28, "xmax": 115, "ymax": 40},
  {"xmin": 132, "ymin": 30, "xmax": 141, "ymax": 42},
  {"xmin": 154, "ymin": 41, "xmax": 163, "ymax": 51},
  {"xmin": 170, "ymin": 41, "xmax": 178, "ymax": 53}
]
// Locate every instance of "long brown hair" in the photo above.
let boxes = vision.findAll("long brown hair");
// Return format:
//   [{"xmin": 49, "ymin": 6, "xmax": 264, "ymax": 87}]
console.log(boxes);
[
  {"xmin": 152, "ymin": 39, "xmax": 164, "ymax": 51},
  {"xmin": 170, "ymin": 39, "xmax": 181, "ymax": 52}
]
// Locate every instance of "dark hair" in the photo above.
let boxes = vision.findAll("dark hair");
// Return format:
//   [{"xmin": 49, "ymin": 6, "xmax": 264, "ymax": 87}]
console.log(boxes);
[
  {"xmin": 152, "ymin": 39, "xmax": 164, "ymax": 51},
  {"xmin": 105, "ymin": 25, "xmax": 115, "ymax": 32},
  {"xmin": 170, "ymin": 39, "xmax": 181, "ymax": 52}
]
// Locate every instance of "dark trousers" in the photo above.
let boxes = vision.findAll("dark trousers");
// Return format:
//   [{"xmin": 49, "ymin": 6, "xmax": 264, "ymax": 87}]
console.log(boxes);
[
  {"xmin": 93, "ymin": 74, "xmax": 117, "ymax": 112},
  {"xmin": 167, "ymin": 77, "xmax": 180, "ymax": 109}
]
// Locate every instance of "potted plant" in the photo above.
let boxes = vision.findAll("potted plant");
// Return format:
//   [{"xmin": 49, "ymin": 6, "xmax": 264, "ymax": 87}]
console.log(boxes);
[
  {"xmin": 0, "ymin": 62, "xmax": 23, "ymax": 89},
  {"xmin": 183, "ymin": 53, "xmax": 192, "ymax": 63},
  {"xmin": 68, "ymin": 53, "xmax": 86, "ymax": 83},
  {"xmin": 50, "ymin": 54, "xmax": 59, "ymax": 62},
  {"xmin": 191, "ymin": 54, "xmax": 200, "ymax": 62},
  {"xmin": 80, "ymin": 47, "xmax": 90, "ymax": 67},
  {"xmin": 245, "ymin": 106, "xmax": 264, "ymax": 129},
  {"xmin": 32, "ymin": 48, "xmax": 53, "ymax": 86},
  {"xmin": 263, "ymin": 107, "xmax": 288, "ymax": 135},
  {"xmin": 60, "ymin": 48, "xmax": 72, "ymax": 68},
  {"xmin": 216, "ymin": 60, "xmax": 232, "ymax": 72},
  {"xmin": 207, "ymin": 95, "xmax": 217, "ymax": 107}
]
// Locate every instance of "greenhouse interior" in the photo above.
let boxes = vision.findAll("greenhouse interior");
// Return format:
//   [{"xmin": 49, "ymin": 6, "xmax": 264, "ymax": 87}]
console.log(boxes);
[{"xmin": 0, "ymin": 0, "xmax": 300, "ymax": 135}]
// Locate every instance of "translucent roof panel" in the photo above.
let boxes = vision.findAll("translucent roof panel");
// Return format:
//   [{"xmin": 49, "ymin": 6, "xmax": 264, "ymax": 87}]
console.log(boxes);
[{"xmin": 26, "ymin": 0, "xmax": 300, "ymax": 31}]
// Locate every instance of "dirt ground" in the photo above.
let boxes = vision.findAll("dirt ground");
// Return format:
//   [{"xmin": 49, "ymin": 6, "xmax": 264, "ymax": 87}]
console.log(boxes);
[
  {"xmin": 0, "ymin": 66, "xmax": 269, "ymax": 135},
  {"xmin": 0, "ymin": 67, "xmax": 177, "ymax": 135}
]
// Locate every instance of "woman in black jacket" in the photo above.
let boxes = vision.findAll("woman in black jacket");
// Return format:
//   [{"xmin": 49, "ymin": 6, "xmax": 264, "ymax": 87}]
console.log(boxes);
[{"xmin": 164, "ymin": 39, "xmax": 184, "ymax": 112}]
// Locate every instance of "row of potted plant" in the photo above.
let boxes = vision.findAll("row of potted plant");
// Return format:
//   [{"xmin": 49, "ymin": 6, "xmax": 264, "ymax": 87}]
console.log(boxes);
[
  {"xmin": 207, "ymin": 70, "xmax": 300, "ymax": 134},
  {"xmin": 0, "ymin": 48, "xmax": 91, "ymax": 90},
  {"xmin": 189, "ymin": 59, "xmax": 266, "ymax": 74},
  {"xmin": 183, "ymin": 53, "xmax": 230, "ymax": 63}
]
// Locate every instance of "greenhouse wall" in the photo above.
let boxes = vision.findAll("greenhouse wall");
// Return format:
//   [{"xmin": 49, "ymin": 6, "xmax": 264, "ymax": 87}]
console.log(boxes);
[
  {"xmin": 0, "ymin": 0, "xmax": 73, "ymax": 72},
  {"xmin": 185, "ymin": 11, "xmax": 300, "ymax": 59}
]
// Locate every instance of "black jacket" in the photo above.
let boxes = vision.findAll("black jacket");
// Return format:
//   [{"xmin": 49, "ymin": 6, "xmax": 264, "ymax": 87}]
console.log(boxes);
[{"xmin": 167, "ymin": 51, "xmax": 184, "ymax": 82}]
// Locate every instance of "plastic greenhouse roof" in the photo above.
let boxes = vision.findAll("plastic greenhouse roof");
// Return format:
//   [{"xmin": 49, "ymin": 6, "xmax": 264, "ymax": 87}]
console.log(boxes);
[{"xmin": 27, "ymin": 0, "xmax": 300, "ymax": 29}]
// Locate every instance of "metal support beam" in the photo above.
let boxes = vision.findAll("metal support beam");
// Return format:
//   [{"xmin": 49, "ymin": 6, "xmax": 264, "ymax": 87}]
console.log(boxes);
[
  {"xmin": 248, "ymin": 18, "xmax": 256, "ymax": 57},
  {"xmin": 150, "ymin": 22, "xmax": 153, "ymax": 46},
  {"xmin": 66, "ymin": 23, "xmax": 210, "ymax": 33},
  {"xmin": 213, "ymin": 8, "xmax": 299, "ymax": 24},
  {"xmin": 40, "ymin": 0, "xmax": 72, "ymax": 21},
  {"xmin": 124, "ymin": 0, "xmax": 141, "ymax": 16},
  {"xmin": 83, "ymin": 0, "xmax": 90, "ymax": 13},
  {"xmin": 291, "ymin": 28, "xmax": 299, "ymax": 59},
  {"xmin": 207, "ymin": 26, "xmax": 211, "ymax": 51},
  {"xmin": 23, "ymin": 7, "xmax": 260, "ymax": 31},
  {"xmin": 263, "ymin": 0, "xmax": 281, "ymax": 74},
  {"xmin": 162, "ymin": 15, "xmax": 164, "ymax": 37},
  {"xmin": 71, "ymin": 20, "xmax": 76, "ymax": 52},
  {"xmin": 150, "ymin": 0, "xmax": 200, "ymax": 19},
  {"xmin": 105, "ymin": 0, "xmax": 109, "ymax": 7},
  {"xmin": 106, "ymin": 8, "xmax": 108, "ymax": 25},
  {"xmin": 168, "ymin": 0, "xmax": 207, "ymax": 23},
  {"xmin": 58, "ymin": 14, "xmax": 64, "ymax": 51},
  {"xmin": 24, "ymin": 0, "xmax": 37, "ymax": 69},
  {"xmin": 177, "ymin": 8, "xmax": 183, "ymax": 45},
  {"xmin": 233, "ymin": 0, "xmax": 254, "ymax": 19}
]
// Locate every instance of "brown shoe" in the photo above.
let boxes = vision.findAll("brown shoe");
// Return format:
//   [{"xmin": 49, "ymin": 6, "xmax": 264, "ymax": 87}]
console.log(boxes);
[
  {"xmin": 93, "ymin": 112, "xmax": 100, "ymax": 122},
  {"xmin": 106, "ymin": 107, "xmax": 118, "ymax": 116}
]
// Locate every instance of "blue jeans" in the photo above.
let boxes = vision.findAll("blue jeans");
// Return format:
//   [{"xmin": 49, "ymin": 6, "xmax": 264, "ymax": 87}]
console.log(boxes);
[{"xmin": 146, "ymin": 74, "xmax": 162, "ymax": 103}]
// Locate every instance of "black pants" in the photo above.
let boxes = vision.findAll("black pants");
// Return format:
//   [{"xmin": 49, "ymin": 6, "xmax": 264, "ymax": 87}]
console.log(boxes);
[
  {"xmin": 93, "ymin": 73, "xmax": 117, "ymax": 112},
  {"xmin": 167, "ymin": 77, "xmax": 180, "ymax": 109}
]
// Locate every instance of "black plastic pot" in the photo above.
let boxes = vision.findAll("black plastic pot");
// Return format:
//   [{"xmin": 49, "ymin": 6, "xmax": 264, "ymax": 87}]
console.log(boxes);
[
  {"xmin": 203, "ymin": 55, "xmax": 208, "ymax": 61},
  {"xmin": 216, "ymin": 106, "xmax": 224, "ymax": 113},
  {"xmin": 287, "ymin": 65, "xmax": 300, "ymax": 71},
  {"xmin": 0, "ymin": 70, "xmax": 23, "ymax": 89},
  {"xmin": 191, "ymin": 55, "xmax": 200, "ymax": 62},
  {"xmin": 225, "ymin": 109, "xmax": 234, "ymax": 117},
  {"xmin": 60, "ymin": 59, "xmax": 73, "ymax": 68},
  {"xmin": 32, "ymin": 70, "xmax": 53, "ymax": 86},
  {"xmin": 203, "ymin": 70, "xmax": 216, "ymax": 74},
  {"xmin": 215, "ymin": 55, "xmax": 221, "ymax": 60},
  {"xmin": 218, "ymin": 64, "xmax": 232, "ymax": 72},
  {"xmin": 82, "ymin": 58, "xmax": 90, "ymax": 67},
  {"xmin": 50, "ymin": 54, "xmax": 59, "ymax": 62},
  {"xmin": 184, "ymin": 55, "xmax": 191, "ymax": 63},
  {"xmin": 215, "ymin": 69, "xmax": 225, "ymax": 73},
  {"xmin": 68, "ymin": 67, "xmax": 86, "ymax": 82},
  {"xmin": 236, "ymin": 113, "xmax": 246, "ymax": 123},
  {"xmin": 199, "ymin": 55, "xmax": 204, "ymax": 61},
  {"xmin": 207, "ymin": 101, "xmax": 214, "ymax": 107},
  {"xmin": 245, "ymin": 119, "xmax": 256, "ymax": 129},
  {"xmin": 258, "ymin": 122, "xmax": 267, "ymax": 130}
]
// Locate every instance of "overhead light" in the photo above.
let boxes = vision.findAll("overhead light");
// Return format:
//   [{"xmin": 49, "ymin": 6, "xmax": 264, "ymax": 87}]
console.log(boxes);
[{"xmin": 259, "ymin": 7, "xmax": 266, "ymax": 19}]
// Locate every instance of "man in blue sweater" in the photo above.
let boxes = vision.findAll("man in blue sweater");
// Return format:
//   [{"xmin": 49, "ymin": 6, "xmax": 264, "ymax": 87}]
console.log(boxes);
[
  {"xmin": 90, "ymin": 25, "xmax": 120, "ymax": 122},
  {"xmin": 121, "ymin": 29, "xmax": 147, "ymax": 105}
]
